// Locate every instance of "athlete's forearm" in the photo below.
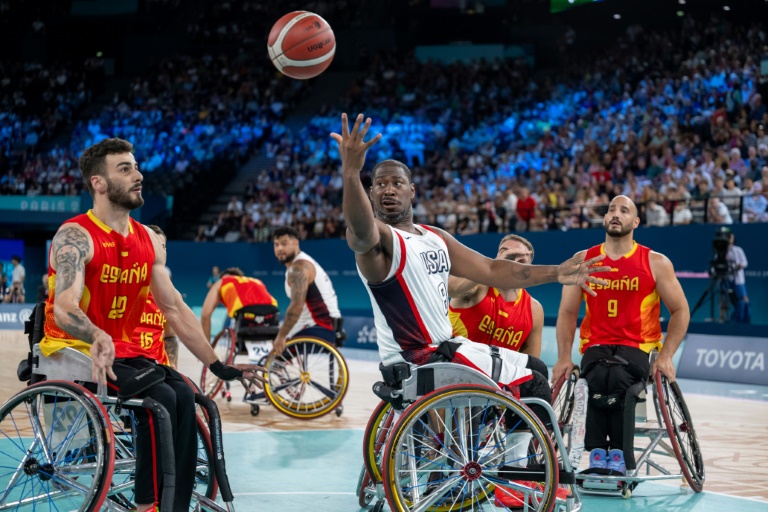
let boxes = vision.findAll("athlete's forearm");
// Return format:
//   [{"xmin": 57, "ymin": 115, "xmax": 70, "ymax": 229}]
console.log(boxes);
[
  {"xmin": 276, "ymin": 305, "xmax": 302, "ymax": 340},
  {"xmin": 342, "ymin": 171, "xmax": 378, "ymax": 252},
  {"xmin": 491, "ymin": 260, "xmax": 559, "ymax": 289},
  {"xmin": 164, "ymin": 335, "xmax": 179, "ymax": 368},
  {"xmin": 166, "ymin": 303, "xmax": 218, "ymax": 365},
  {"xmin": 659, "ymin": 308, "xmax": 690, "ymax": 359},
  {"xmin": 53, "ymin": 303, "xmax": 102, "ymax": 344},
  {"xmin": 555, "ymin": 314, "xmax": 577, "ymax": 361}
]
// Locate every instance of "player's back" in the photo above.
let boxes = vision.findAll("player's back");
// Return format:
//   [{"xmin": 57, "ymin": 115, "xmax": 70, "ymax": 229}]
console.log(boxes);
[{"xmin": 220, "ymin": 275, "xmax": 277, "ymax": 318}]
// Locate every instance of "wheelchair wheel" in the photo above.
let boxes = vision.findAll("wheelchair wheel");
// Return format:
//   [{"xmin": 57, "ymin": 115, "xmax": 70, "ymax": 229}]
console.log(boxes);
[
  {"xmin": 200, "ymin": 328, "xmax": 236, "ymax": 400},
  {"xmin": 357, "ymin": 466, "xmax": 376, "ymax": 507},
  {"xmin": 363, "ymin": 400, "xmax": 396, "ymax": 483},
  {"xmin": 551, "ymin": 365, "xmax": 579, "ymax": 428},
  {"xmin": 654, "ymin": 371, "xmax": 705, "ymax": 493},
  {"xmin": 382, "ymin": 384, "xmax": 558, "ymax": 512},
  {"xmin": 0, "ymin": 381, "xmax": 115, "ymax": 512},
  {"xmin": 105, "ymin": 403, "xmax": 218, "ymax": 509},
  {"xmin": 263, "ymin": 336, "xmax": 349, "ymax": 420}
]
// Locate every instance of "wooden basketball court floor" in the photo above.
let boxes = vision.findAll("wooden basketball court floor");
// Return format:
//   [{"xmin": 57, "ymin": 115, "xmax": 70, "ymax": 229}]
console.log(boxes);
[{"xmin": 0, "ymin": 330, "xmax": 766, "ymax": 512}]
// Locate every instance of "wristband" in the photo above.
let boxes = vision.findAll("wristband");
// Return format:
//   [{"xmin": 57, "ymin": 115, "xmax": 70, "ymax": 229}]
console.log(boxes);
[{"xmin": 209, "ymin": 360, "xmax": 243, "ymax": 381}]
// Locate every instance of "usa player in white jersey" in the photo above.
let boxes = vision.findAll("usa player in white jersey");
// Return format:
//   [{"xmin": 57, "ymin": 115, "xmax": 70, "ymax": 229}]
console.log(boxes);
[
  {"xmin": 272, "ymin": 225, "xmax": 342, "ymax": 354},
  {"xmin": 331, "ymin": 113, "xmax": 611, "ymax": 417}
]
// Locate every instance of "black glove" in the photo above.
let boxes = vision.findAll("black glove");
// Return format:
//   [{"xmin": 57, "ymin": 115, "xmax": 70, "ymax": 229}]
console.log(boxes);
[{"xmin": 209, "ymin": 360, "xmax": 243, "ymax": 381}]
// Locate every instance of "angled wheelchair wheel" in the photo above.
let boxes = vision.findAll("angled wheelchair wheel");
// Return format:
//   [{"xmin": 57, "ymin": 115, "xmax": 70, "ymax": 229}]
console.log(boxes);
[
  {"xmin": 264, "ymin": 336, "xmax": 349, "ymax": 420},
  {"xmin": 382, "ymin": 384, "xmax": 558, "ymax": 512},
  {"xmin": 0, "ymin": 381, "xmax": 115, "ymax": 512},
  {"xmin": 104, "ymin": 403, "xmax": 218, "ymax": 509},
  {"xmin": 200, "ymin": 328, "xmax": 236, "ymax": 400},
  {"xmin": 551, "ymin": 365, "xmax": 579, "ymax": 429},
  {"xmin": 654, "ymin": 371, "xmax": 705, "ymax": 493},
  {"xmin": 363, "ymin": 400, "xmax": 396, "ymax": 483}
]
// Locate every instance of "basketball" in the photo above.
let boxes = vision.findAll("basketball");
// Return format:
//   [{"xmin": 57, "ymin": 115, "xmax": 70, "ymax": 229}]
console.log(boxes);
[{"xmin": 267, "ymin": 11, "xmax": 336, "ymax": 80}]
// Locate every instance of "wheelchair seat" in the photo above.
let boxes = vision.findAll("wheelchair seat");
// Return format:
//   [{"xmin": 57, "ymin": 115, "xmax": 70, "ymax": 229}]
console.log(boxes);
[
  {"xmin": 234, "ymin": 304, "xmax": 280, "ymax": 341},
  {"xmin": 33, "ymin": 344, "xmax": 95, "ymax": 384}
]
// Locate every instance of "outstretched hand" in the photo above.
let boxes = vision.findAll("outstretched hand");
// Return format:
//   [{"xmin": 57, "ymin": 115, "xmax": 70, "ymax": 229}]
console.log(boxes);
[
  {"xmin": 235, "ymin": 364, "xmax": 268, "ymax": 390},
  {"xmin": 330, "ymin": 113, "xmax": 382, "ymax": 171},
  {"xmin": 557, "ymin": 253, "xmax": 612, "ymax": 296}
]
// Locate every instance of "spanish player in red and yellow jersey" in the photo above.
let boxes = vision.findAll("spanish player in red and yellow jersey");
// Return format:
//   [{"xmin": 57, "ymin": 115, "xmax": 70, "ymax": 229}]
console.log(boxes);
[
  {"xmin": 43, "ymin": 137, "xmax": 265, "ymax": 512},
  {"xmin": 553, "ymin": 195, "xmax": 690, "ymax": 457},
  {"xmin": 448, "ymin": 234, "xmax": 543, "ymax": 358},
  {"xmin": 200, "ymin": 268, "xmax": 278, "ymax": 339},
  {"xmin": 132, "ymin": 293, "xmax": 171, "ymax": 366}
]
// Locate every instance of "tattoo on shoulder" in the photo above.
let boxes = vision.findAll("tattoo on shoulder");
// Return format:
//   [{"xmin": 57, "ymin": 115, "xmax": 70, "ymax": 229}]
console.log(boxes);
[
  {"xmin": 52, "ymin": 227, "xmax": 90, "ymax": 293},
  {"xmin": 288, "ymin": 263, "xmax": 310, "ymax": 300}
]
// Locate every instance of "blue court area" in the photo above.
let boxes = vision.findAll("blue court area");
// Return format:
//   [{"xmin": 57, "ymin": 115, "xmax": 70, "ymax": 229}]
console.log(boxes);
[{"xmin": 222, "ymin": 428, "xmax": 767, "ymax": 512}]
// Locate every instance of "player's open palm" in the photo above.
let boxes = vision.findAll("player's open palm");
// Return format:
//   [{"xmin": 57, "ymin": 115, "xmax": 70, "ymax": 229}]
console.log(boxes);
[
  {"xmin": 330, "ymin": 113, "xmax": 382, "ymax": 171},
  {"xmin": 558, "ymin": 253, "xmax": 612, "ymax": 296}
]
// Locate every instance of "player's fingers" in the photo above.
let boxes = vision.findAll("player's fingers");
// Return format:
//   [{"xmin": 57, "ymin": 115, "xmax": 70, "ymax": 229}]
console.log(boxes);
[
  {"xmin": 350, "ymin": 113, "xmax": 363, "ymax": 139},
  {"xmin": 107, "ymin": 366, "xmax": 117, "ymax": 381},
  {"xmin": 583, "ymin": 254, "xmax": 606, "ymax": 267},
  {"xmin": 365, "ymin": 133, "xmax": 382, "ymax": 149},
  {"xmin": 340, "ymin": 112, "xmax": 349, "ymax": 137},
  {"xmin": 359, "ymin": 117, "xmax": 372, "ymax": 139},
  {"xmin": 588, "ymin": 264, "xmax": 612, "ymax": 273},
  {"xmin": 330, "ymin": 132, "xmax": 342, "ymax": 144},
  {"xmin": 582, "ymin": 283, "xmax": 597, "ymax": 296},
  {"xmin": 589, "ymin": 276, "xmax": 610, "ymax": 287}
]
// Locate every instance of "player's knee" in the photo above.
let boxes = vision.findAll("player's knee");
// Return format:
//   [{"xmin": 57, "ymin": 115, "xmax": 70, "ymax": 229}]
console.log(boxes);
[
  {"xmin": 525, "ymin": 356, "xmax": 549, "ymax": 381},
  {"xmin": 520, "ymin": 370, "xmax": 552, "ymax": 404}
]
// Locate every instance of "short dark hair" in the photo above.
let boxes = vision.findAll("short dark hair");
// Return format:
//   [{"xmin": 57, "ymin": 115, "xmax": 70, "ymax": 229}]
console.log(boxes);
[
  {"xmin": 146, "ymin": 224, "xmax": 166, "ymax": 239},
  {"xmin": 11, "ymin": 255, "xmax": 21, "ymax": 263},
  {"xmin": 79, "ymin": 138, "xmax": 134, "ymax": 196},
  {"xmin": 371, "ymin": 159, "xmax": 412, "ymax": 184},
  {"xmin": 221, "ymin": 267, "xmax": 244, "ymax": 277},
  {"xmin": 272, "ymin": 226, "xmax": 300, "ymax": 241}
]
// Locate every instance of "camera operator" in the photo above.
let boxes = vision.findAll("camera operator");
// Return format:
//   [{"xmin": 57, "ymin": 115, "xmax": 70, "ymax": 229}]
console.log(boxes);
[{"xmin": 726, "ymin": 233, "xmax": 750, "ymax": 323}]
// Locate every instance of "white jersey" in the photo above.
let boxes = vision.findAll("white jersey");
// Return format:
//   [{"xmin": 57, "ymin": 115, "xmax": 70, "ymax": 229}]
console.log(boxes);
[
  {"xmin": 358, "ymin": 225, "xmax": 453, "ymax": 365},
  {"xmin": 358, "ymin": 224, "xmax": 533, "ymax": 389},
  {"xmin": 285, "ymin": 251, "xmax": 340, "ymax": 337}
]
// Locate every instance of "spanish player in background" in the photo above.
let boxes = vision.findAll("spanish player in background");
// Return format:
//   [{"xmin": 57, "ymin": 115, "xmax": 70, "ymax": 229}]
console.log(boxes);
[
  {"xmin": 132, "ymin": 225, "xmax": 178, "ymax": 369},
  {"xmin": 552, "ymin": 195, "xmax": 690, "ymax": 474},
  {"xmin": 448, "ymin": 234, "xmax": 543, "ymax": 359},
  {"xmin": 41, "ymin": 137, "xmax": 265, "ymax": 512},
  {"xmin": 200, "ymin": 267, "xmax": 278, "ymax": 340}
]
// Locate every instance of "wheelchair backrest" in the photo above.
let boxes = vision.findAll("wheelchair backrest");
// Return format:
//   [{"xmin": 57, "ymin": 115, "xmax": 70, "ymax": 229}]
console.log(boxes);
[
  {"xmin": 399, "ymin": 362, "xmax": 498, "ymax": 403},
  {"xmin": 235, "ymin": 304, "xmax": 280, "ymax": 342}
]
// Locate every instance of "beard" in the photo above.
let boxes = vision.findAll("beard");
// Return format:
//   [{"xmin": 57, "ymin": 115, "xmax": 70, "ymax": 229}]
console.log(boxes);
[
  {"xmin": 276, "ymin": 250, "xmax": 297, "ymax": 264},
  {"xmin": 604, "ymin": 220, "xmax": 632, "ymax": 238},
  {"xmin": 374, "ymin": 204, "xmax": 413, "ymax": 225},
  {"xmin": 106, "ymin": 177, "xmax": 144, "ymax": 211}
]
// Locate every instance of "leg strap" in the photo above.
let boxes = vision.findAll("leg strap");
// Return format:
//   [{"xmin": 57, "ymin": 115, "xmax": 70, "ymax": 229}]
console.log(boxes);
[{"xmin": 490, "ymin": 346, "xmax": 502, "ymax": 382}]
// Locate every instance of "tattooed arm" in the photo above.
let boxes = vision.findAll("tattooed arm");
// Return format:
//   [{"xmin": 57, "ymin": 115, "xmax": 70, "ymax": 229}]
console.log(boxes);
[
  {"xmin": 272, "ymin": 260, "xmax": 315, "ymax": 355},
  {"xmin": 434, "ymin": 228, "xmax": 610, "ymax": 293},
  {"xmin": 50, "ymin": 224, "xmax": 116, "ymax": 384},
  {"xmin": 163, "ymin": 323, "xmax": 179, "ymax": 370}
]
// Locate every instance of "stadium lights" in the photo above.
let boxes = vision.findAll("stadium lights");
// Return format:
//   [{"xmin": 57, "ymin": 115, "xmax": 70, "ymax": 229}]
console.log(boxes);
[
  {"xmin": 677, "ymin": 10, "xmax": 684, "ymax": 16},
  {"xmin": 678, "ymin": 0, "xmax": 685, "ymax": 4},
  {"xmin": 723, "ymin": 5, "xmax": 730, "ymax": 10},
  {"xmin": 613, "ymin": 13, "xmax": 621, "ymax": 19}
]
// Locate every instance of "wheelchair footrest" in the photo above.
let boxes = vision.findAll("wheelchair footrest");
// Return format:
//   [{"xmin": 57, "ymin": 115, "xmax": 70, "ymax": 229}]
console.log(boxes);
[
  {"xmin": 498, "ymin": 464, "xmax": 547, "ymax": 481},
  {"xmin": 575, "ymin": 468, "xmax": 627, "ymax": 491}
]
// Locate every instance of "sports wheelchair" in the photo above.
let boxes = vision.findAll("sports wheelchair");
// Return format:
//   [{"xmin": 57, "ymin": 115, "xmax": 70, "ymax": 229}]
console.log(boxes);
[
  {"xmin": 356, "ymin": 360, "xmax": 583, "ymax": 512},
  {"xmin": 199, "ymin": 305, "xmax": 349, "ymax": 420},
  {"xmin": 1, "ymin": 303, "xmax": 236, "ymax": 512},
  {"xmin": 564, "ymin": 352, "xmax": 705, "ymax": 499}
]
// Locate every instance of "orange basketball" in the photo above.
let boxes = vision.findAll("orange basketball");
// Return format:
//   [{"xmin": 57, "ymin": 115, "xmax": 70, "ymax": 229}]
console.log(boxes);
[{"xmin": 267, "ymin": 11, "xmax": 336, "ymax": 80}]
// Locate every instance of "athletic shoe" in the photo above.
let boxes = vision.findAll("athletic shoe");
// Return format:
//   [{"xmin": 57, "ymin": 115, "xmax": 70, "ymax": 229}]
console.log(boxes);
[
  {"xmin": 494, "ymin": 481, "xmax": 570, "ymax": 508},
  {"xmin": 607, "ymin": 449, "xmax": 626, "ymax": 475},
  {"xmin": 588, "ymin": 448, "xmax": 608, "ymax": 470}
]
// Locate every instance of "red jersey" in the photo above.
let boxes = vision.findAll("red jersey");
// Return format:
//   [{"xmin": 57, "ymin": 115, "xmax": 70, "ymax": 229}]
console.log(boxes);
[
  {"xmin": 41, "ymin": 210, "xmax": 156, "ymax": 359},
  {"xmin": 449, "ymin": 288, "xmax": 533, "ymax": 352},
  {"xmin": 131, "ymin": 293, "xmax": 169, "ymax": 365},
  {"xmin": 220, "ymin": 275, "xmax": 277, "ymax": 317},
  {"xmin": 579, "ymin": 242, "xmax": 663, "ymax": 354}
]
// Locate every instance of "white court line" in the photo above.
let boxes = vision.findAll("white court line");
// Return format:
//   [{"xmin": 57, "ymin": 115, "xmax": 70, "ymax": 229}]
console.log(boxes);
[
  {"xmin": 234, "ymin": 492, "xmax": 355, "ymax": 496},
  {"xmin": 729, "ymin": 389, "xmax": 757, "ymax": 395},
  {"xmin": 655, "ymin": 481, "xmax": 768, "ymax": 504}
]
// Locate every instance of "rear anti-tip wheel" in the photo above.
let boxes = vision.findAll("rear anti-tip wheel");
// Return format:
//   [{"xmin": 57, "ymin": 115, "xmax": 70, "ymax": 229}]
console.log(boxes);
[{"xmin": 250, "ymin": 404, "xmax": 260, "ymax": 416}]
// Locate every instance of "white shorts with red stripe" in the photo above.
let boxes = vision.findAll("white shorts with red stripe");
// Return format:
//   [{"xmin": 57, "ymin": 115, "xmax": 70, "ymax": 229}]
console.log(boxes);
[{"xmin": 450, "ymin": 336, "xmax": 533, "ymax": 389}]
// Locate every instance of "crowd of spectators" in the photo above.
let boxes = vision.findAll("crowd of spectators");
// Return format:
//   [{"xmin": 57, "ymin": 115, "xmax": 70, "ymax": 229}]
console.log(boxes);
[{"xmin": 197, "ymin": 15, "xmax": 768, "ymax": 242}]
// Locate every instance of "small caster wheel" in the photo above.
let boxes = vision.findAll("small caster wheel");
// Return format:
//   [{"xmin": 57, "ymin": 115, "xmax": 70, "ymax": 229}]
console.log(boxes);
[
  {"xmin": 250, "ymin": 404, "xmax": 260, "ymax": 416},
  {"xmin": 621, "ymin": 486, "xmax": 631, "ymax": 499},
  {"xmin": 372, "ymin": 499, "xmax": 385, "ymax": 512},
  {"xmin": 225, "ymin": 392, "xmax": 232, "ymax": 403},
  {"xmin": 335, "ymin": 405, "xmax": 344, "ymax": 417}
]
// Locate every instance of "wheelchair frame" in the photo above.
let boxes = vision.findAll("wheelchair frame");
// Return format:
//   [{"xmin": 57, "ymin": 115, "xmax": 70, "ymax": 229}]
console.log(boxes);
[
  {"xmin": 0, "ymin": 303, "xmax": 238, "ymax": 512},
  {"xmin": 201, "ymin": 317, "xmax": 350, "ymax": 420},
  {"xmin": 573, "ymin": 369, "xmax": 705, "ymax": 499},
  {"xmin": 357, "ymin": 361, "xmax": 583, "ymax": 512}
]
